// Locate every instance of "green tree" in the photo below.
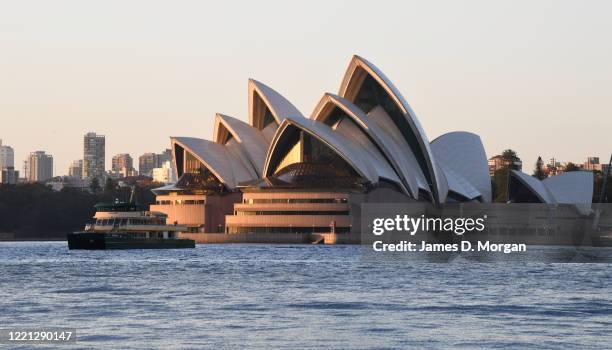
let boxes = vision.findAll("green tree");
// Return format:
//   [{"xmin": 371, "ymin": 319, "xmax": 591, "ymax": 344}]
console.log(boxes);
[
  {"xmin": 89, "ymin": 177, "xmax": 101, "ymax": 194},
  {"xmin": 0, "ymin": 183, "xmax": 99, "ymax": 239},
  {"xmin": 104, "ymin": 177, "xmax": 116, "ymax": 194},
  {"xmin": 101, "ymin": 177, "xmax": 119, "ymax": 202},
  {"xmin": 501, "ymin": 149, "xmax": 521, "ymax": 170},
  {"xmin": 533, "ymin": 156, "xmax": 547, "ymax": 180},
  {"xmin": 0, "ymin": 181, "xmax": 161, "ymax": 240}
]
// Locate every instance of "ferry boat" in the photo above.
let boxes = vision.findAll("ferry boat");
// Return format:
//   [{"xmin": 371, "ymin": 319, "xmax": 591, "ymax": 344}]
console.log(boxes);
[{"xmin": 67, "ymin": 201, "xmax": 195, "ymax": 250}]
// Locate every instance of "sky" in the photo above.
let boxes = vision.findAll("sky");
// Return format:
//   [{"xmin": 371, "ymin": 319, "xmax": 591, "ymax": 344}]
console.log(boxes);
[{"xmin": 0, "ymin": 0, "xmax": 610, "ymax": 175}]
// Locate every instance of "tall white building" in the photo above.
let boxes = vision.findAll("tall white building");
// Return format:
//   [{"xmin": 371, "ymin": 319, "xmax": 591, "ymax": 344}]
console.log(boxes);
[
  {"xmin": 0, "ymin": 139, "xmax": 15, "ymax": 168},
  {"xmin": 83, "ymin": 132, "xmax": 105, "ymax": 181},
  {"xmin": 24, "ymin": 151, "xmax": 53, "ymax": 183}
]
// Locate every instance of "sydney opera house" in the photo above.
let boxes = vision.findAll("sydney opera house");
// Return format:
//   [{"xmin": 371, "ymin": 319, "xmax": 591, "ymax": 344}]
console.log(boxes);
[{"xmin": 150, "ymin": 55, "xmax": 594, "ymax": 240}]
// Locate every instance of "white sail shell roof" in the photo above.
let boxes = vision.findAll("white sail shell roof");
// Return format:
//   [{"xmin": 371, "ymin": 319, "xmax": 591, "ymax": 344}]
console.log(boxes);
[
  {"xmin": 311, "ymin": 93, "xmax": 422, "ymax": 197},
  {"xmin": 331, "ymin": 117, "xmax": 403, "ymax": 190},
  {"xmin": 510, "ymin": 170, "xmax": 555, "ymax": 203},
  {"xmin": 172, "ymin": 136, "xmax": 255, "ymax": 189},
  {"xmin": 161, "ymin": 55, "xmax": 598, "ymax": 208},
  {"xmin": 510, "ymin": 170, "xmax": 593, "ymax": 208},
  {"xmin": 338, "ymin": 55, "xmax": 447, "ymax": 204},
  {"xmin": 213, "ymin": 113, "xmax": 269, "ymax": 176},
  {"xmin": 543, "ymin": 171, "xmax": 594, "ymax": 205},
  {"xmin": 366, "ymin": 105, "xmax": 431, "ymax": 196},
  {"xmin": 431, "ymin": 132, "xmax": 492, "ymax": 202},
  {"xmin": 248, "ymin": 79, "xmax": 304, "ymax": 130},
  {"xmin": 264, "ymin": 115, "xmax": 388, "ymax": 185}
]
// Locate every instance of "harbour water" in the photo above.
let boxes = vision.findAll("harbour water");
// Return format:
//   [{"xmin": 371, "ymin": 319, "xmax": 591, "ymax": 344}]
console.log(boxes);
[{"xmin": 1, "ymin": 242, "xmax": 611, "ymax": 349}]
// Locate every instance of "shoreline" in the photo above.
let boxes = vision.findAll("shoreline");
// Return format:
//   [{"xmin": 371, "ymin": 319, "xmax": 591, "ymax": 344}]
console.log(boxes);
[{"xmin": 0, "ymin": 238, "xmax": 66, "ymax": 242}]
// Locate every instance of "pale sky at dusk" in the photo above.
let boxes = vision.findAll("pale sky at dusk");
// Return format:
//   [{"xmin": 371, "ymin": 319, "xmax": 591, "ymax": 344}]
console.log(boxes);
[{"xmin": 1, "ymin": 0, "xmax": 610, "ymax": 175}]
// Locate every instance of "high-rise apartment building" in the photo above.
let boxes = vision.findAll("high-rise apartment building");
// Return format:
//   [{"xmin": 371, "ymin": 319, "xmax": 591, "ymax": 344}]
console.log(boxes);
[
  {"xmin": 24, "ymin": 151, "xmax": 53, "ymax": 182},
  {"xmin": 0, "ymin": 139, "xmax": 15, "ymax": 168},
  {"xmin": 140, "ymin": 149, "xmax": 173, "ymax": 177},
  {"xmin": 156, "ymin": 149, "xmax": 172, "ymax": 166},
  {"xmin": 112, "ymin": 153, "xmax": 134, "ymax": 172},
  {"xmin": 68, "ymin": 160, "xmax": 83, "ymax": 178},
  {"xmin": 0, "ymin": 139, "xmax": 17, "ymax": 184},
  {"xmin": 83, "ymin": 132, "xmax": 105, "ymax": 181},
  {"xmin": 139, "ymin": 153, "xmax": 157, "ymax": 177},
  {"xmin": 0, "ymin": 167, "xmax": 18, "ymax": 184},
  {"xmin": 111, "ymin": 153, "xmax": 137, "ymax": 178}
]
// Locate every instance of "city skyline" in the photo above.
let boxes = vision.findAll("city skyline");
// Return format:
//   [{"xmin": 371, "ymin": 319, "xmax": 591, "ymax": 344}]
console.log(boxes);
[
  {"xmin": 1, "ymin": 132, "xmax": 609, "ymax": 178},
  {"xmin": 1, "ymin": 0, "xmax": 610, "ymax": 173}
]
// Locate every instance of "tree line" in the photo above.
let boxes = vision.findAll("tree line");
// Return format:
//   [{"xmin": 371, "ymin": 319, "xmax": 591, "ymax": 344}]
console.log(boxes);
[
  {"xmin": 0, "ymin": 179, "xmax": 159, "ymax": 240},
  {"xmin": 492, "ymin": 150, "xmax": 611, "ymax": 203}
]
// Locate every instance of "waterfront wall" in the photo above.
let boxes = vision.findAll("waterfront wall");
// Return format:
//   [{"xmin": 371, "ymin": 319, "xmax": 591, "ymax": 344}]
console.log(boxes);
[
  {"xmin": 0, "ymin": 232, "xmax": 16, "ymax": 240},
  {"xmin": 180, "ymin": 232, "xmax": 311, "ymax": 244},
  {"xmin": 179, "ymin": 232, "xmax": 361, "ymax": 244}
]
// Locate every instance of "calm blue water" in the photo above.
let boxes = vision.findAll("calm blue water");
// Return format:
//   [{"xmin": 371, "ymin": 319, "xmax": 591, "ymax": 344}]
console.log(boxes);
[{"xmin": 1, "ymin": 242, "xmax": 611, "ymax": 349}]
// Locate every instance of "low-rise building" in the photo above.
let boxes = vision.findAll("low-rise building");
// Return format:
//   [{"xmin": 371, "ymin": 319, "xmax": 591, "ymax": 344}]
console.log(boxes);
[
  {"xmin": 488, "ymin": 155, "xmax": 522, "ymax": 176},
  {"xmin": 150, "ymin": 173, "xmax": 241, "ymax": 233},
  {"xmin": 46, "ymin": 176, "xmax": 89, "ymax": 191},
  {"xmin": 584, "ymin": 156, "xmax": 601, "ymax": 171}
]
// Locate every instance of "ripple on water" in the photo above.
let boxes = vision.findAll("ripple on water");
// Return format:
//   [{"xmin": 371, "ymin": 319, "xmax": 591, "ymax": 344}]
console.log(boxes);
[{"xmin": 0, "ymin": 242, "xmax": 611, "ymax": 349}]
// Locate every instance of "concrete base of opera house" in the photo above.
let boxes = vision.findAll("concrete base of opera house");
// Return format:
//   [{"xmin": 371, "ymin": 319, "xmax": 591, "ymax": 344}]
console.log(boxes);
[{"xmin": 178, "ymin": 232, "xmax": 361, "ymax": 245}]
